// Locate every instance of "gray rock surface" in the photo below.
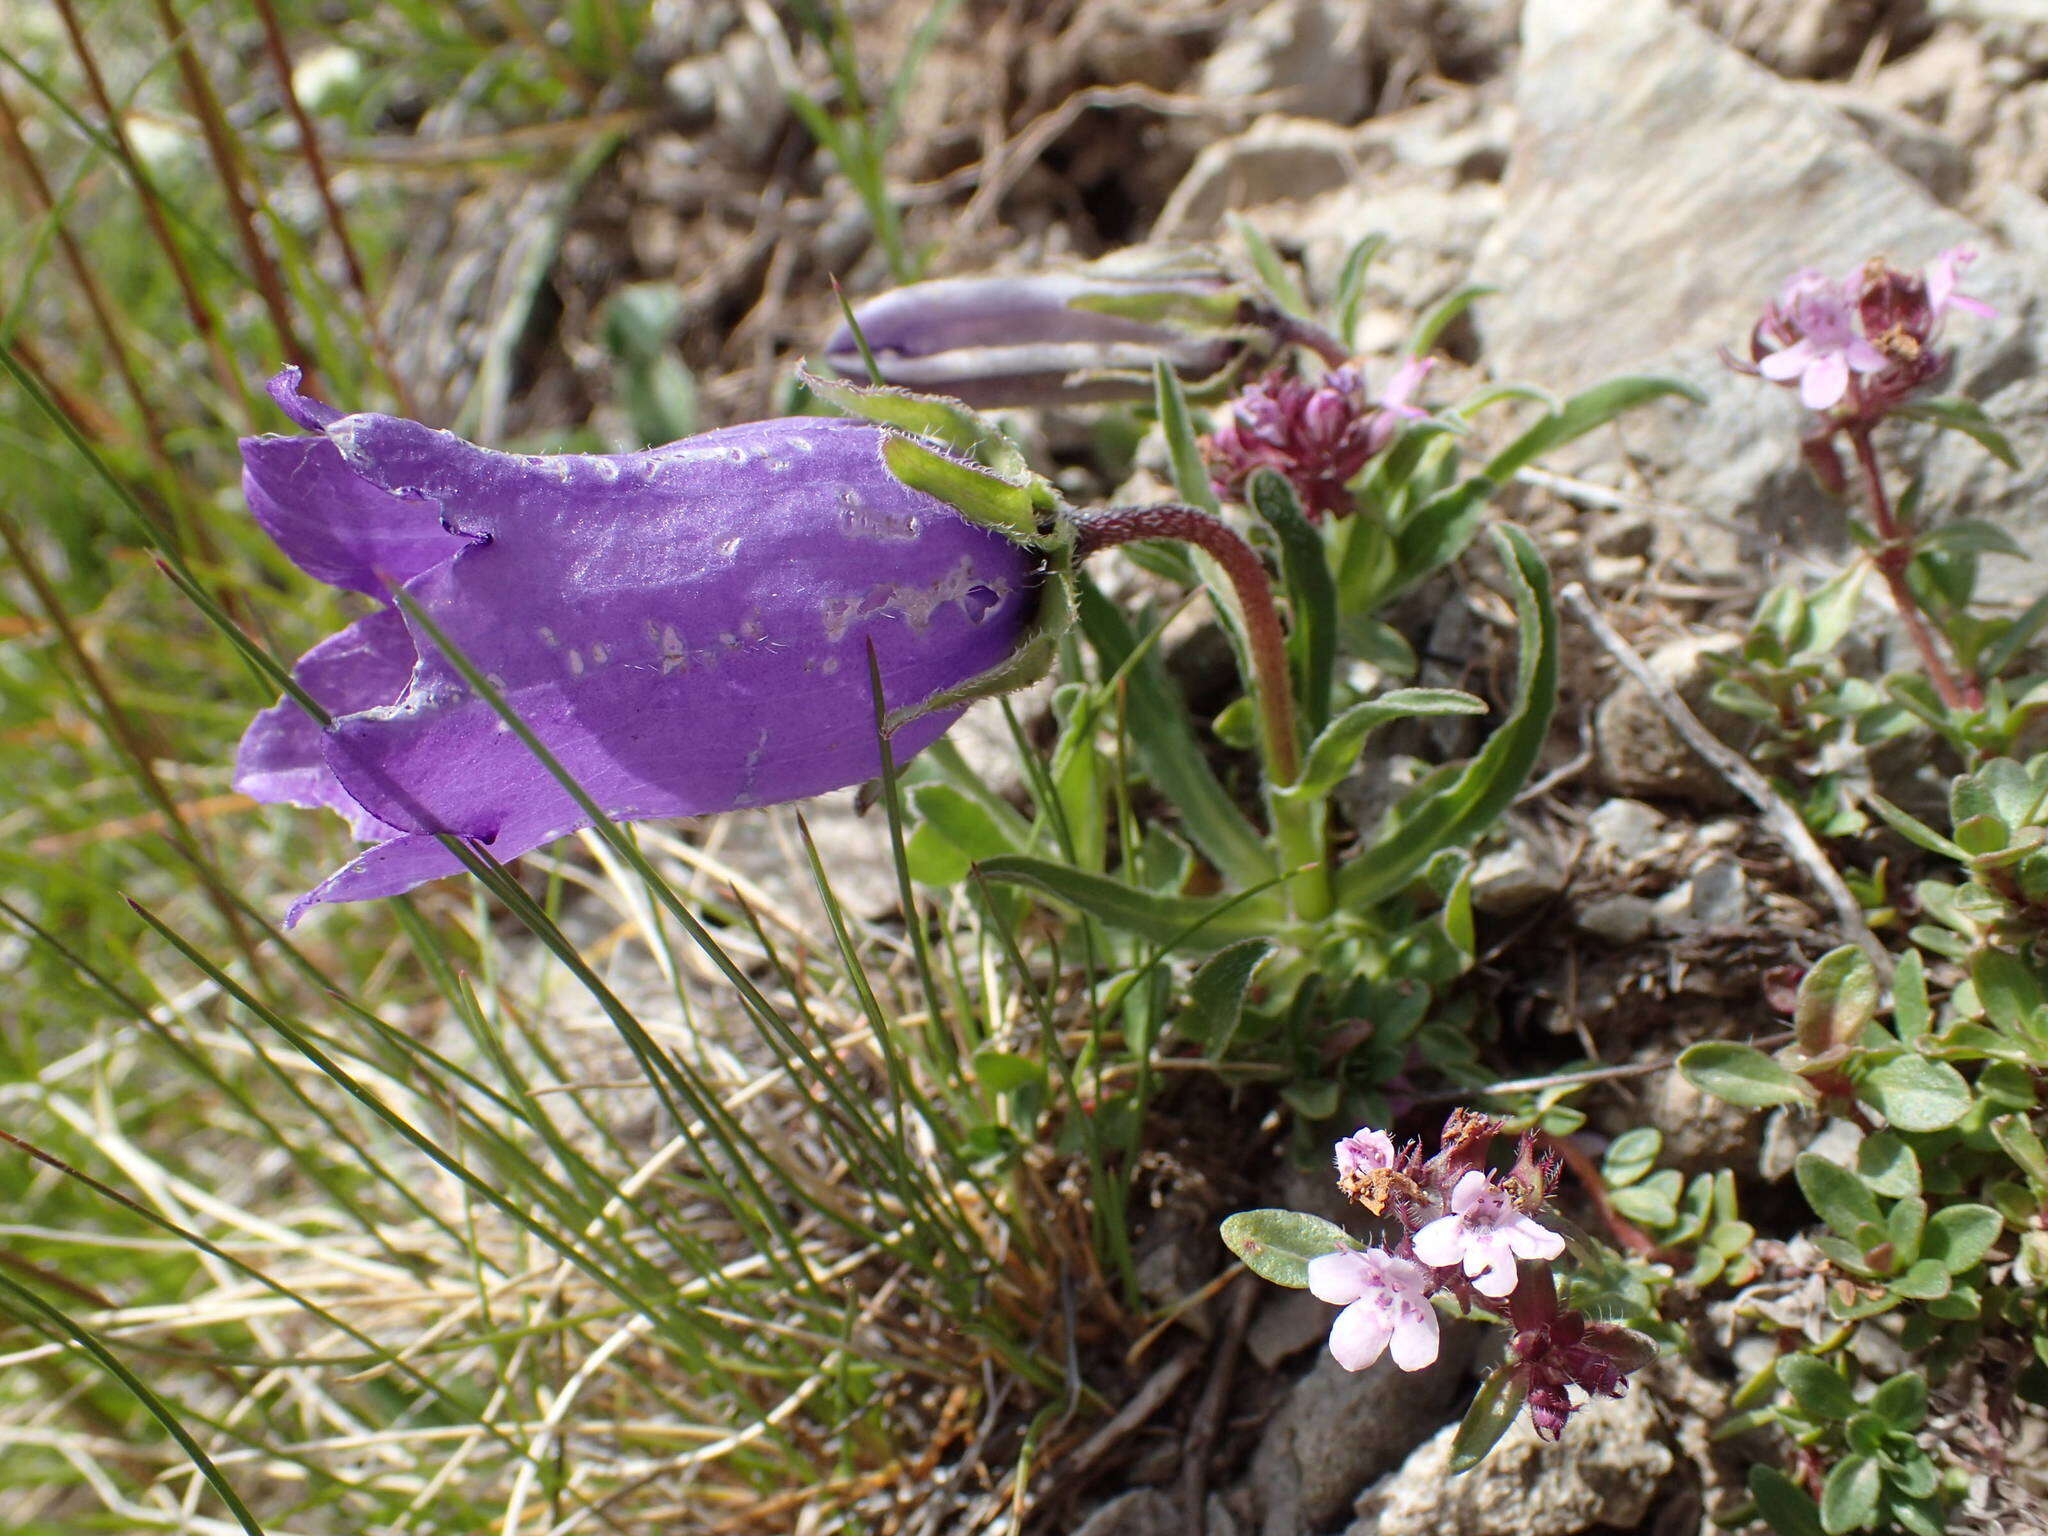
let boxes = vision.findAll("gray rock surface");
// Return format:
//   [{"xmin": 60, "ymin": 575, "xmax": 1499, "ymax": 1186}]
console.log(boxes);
[
  {"xmin": 1592, "ymin": 632, "xmax": 1749, "ymax": 805},
  {"xmin": 1473, "ymin": 0, "xmax": 2047, "ymax": 594},
  {"xmin": 1074, "ymin": 1488, "xmax": 1181, "ymax": 1536},
  {"xmin": 1347, "ymin": 1381, "xmax": 1673, "ymax": 1536},
  {"xmin": 1248, "ymin": 1324, "xmax": 1477, "ymax": 1536},
  {"xmin": 1471, "ymin": 832, "xmax": 1566, "ymax": 914},
  {"xmin": 1199, "ymin": 0, "xmax": 1375, "ymax": 124}
]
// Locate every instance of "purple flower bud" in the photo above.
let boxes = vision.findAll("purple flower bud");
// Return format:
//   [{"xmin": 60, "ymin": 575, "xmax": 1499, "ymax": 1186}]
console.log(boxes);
[
  {"xmin": 236, "ymin": 369, "xmax": 1062, "ymax": 923},
  {"xmin": 1204, "ymin": 360, "xmax": 1427, "ymax": 522},
  {"xmin": 825, "ymin": 258, "xmax": 1258, "ymax": 408},
  {"xmin": 1502, "ymin": 1267, "xmax": 1655, "ymax": 1440}
]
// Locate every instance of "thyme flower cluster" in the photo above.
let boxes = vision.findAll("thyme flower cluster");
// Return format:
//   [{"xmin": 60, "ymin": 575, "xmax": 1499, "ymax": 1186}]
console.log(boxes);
[
  {"xmin": 1312, "ymin": 1111, "xmax": 1654, "ymax": 1439},
  {"xmin": 1734, "ymin": 246, "xmax": 1991, "ymax": 493}
]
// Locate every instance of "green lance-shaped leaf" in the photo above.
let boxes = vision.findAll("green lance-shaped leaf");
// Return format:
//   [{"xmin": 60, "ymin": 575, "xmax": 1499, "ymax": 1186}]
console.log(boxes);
[
  {"xmin": 1246, "ymin": 467, "xmax": 1338, "ymax": 736},
  {"xmin": 1483, "ymin": 373, "xmax": 1707, "ymax": 483},
  {"xmin": 1389, "ymin": 476, "xmax": 1496, "ymax": 601},
  {"xmin": 1406, "ymin": 282, "xmax": 1496, "ymax": 358},
  {"xmin": 1336, "ymin": 525, "xmax": 1556, "ymax": 911},
  {"xmin": 1220, "ymin": 1208, "xmax": 1359, "ymax": 1287},
  {"xmin": 1448, "ymin": 1362, "xmax": 1531, "ymax": 1474},
  {"xmin": 1155, "ymin": 355, "xmax": 1222, "ymax": 516},
  {"xmin": 1288, "ymin": 688, "xmax": 1488, "ymax": 804},
  {"xmin": 1178, "ymin": 937, "xmax": 1275, "ymax": 1058},
  {"xmin": 1897, "ymin": 394, "xmax": 2021, "ymax": 469},
  {"xmin": 975, "ymin": 855, "xmax": 1276, "ymax": 949},
  {"xmin": 1334, "ymin": 231, "xmax": 1389, "ymax": 349},
  {"xmin": 1227, "ymin": 212, "xmax": 1313, "ymax": 320},
  {"xmin": 1076, "ymin": 581, "xmax": 1276, "ymax": 889},
  {"xmin": 1679, "ymin": 1041, "xmax": 1818, "ymax": 1108}
]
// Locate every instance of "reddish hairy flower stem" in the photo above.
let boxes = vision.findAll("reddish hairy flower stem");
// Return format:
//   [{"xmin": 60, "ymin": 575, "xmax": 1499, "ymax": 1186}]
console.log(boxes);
[
  {"xmin": 1076, "ymin": 505, "xmax": 1300, "ymax": 783},
  {"xmin": 1845, "ymin": 424, "xmax": 1981, "ymax": 711}
]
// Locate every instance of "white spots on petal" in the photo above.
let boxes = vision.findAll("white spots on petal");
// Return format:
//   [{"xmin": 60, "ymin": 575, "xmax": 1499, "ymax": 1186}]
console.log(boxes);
[
  {"xmin": 485, "ymin": 673, "xmax": 507, "ymax": 690},
  {"xmin": 589, "ymin": 642, "xmax": 608, "ymax": 664},
  {"xmin": 538, "ymin": 626, "xmax": 559, "ymax": 648},
  {"xmin": 839, "ymin": 487, "xmax": 922, "ymax": 541},
  {"xmin": 820, "ymin": 595, "xmax": 861, "ymax": 643},
  {"xmin": 659, "ymin": 624, "xmax": 689, "ymax": 674},
  {"xmin": 765, "ymin": 457, "xmax": 791, "ymax": 472},
  {"xmin": 567, "ymin": 649, "xmax": 585, "ymax": 676},
  {"xmin": 816, "ymin": 555, "xmax": 1014, "ymax": 641},
  {"xmin": 720, "ymin": 537, "xmax": 742, "ymax": 559},
  {"xmin": 739, "ymin": 609, "xmax": 764, "ymax": 641},
  {"xmin": 788, "ymin": 434, "xmax": 813, "ymax": 453},
  {"xmin": 821, "ymin": 656, "xmax": 840, "ymax": 675},
  {"xmin": 590, "ymin": 458, "xmax": 622, "ymax": 482},
  {"xmin": 734, "ymin": 726, "xmax": 772, "ymax": 806}
]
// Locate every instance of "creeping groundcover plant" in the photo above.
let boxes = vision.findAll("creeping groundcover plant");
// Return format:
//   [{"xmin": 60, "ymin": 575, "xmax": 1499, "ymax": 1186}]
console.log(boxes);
[{"xmin": 1224, "ymin": 1112, "xmax": 1655, "ymax": 1458}]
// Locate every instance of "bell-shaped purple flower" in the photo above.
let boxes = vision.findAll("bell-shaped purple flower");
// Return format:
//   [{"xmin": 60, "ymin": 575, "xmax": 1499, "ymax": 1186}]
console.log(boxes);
[
  {"xmin": 824, "ymin": 257, "xmax": 1259, "ymax": 408},
  {"xmin": 236, "ymin": 369, "xmax": 1061, "ymax": 923}
]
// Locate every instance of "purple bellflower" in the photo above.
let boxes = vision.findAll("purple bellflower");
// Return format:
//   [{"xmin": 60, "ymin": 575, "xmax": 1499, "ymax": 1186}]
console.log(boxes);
[
  {"xmin": 825, "ymin": 253, "xmax": 1265, "ymax": 408},
  {"xmin": 236, "ymin": 369, "xmax": 1071, "ymax": 922}
]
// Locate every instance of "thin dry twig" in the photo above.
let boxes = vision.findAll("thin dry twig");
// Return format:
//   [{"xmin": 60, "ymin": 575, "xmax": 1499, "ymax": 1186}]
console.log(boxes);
[
  {"xmin": 1178, "ymin": 1273, "xmax": 1255, "ymax": 1527},
  {"xmin": 1407, "ymin": 1030, "xmax": 1797, "ymax": 1106},
  {"xmin": 1561, "ymin": 582, "xmax": 1889, "ymax": 978},
  {"xmin": 1060, "ymin": 1342, "xmax": 1199, "ymax": 1480}
]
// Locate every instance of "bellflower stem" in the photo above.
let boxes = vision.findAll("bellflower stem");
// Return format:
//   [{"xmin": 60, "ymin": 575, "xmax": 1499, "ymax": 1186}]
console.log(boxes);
[
  {"xmin": 1076, "ymin": 505, "xmax": 1300, "ymax": 786},
  {"xmin": 1845, "ymin": 424, "xmax": 1980, "ymax": 712}
]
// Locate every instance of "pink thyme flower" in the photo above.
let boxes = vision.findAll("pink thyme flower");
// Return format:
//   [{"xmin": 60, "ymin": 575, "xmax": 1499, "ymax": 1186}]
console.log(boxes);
[
  {"xmin": 1411, "ymin": 1169, "xmax": 1565, "ymax": 1298},
  {"xmin": 1927, "ymin": 245, "xmax": 1994, "ymax": 321},
  {"xmin": 1756, "ymin": 268, "xmax": 1889, "ymax": 411},
  {"xmin": 1306, "ymin": 1248, "xmax": 1440, "ymax": 1372},
  {"xmin": 1333, "ymin": 1127, "xmax": 1397, "ymax": 1183}
]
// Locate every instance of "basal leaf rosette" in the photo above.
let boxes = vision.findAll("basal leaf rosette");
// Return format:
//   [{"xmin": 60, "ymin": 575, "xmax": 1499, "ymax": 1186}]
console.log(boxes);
[{"xmin": 235, "ymin": 368, "xmax": 1074, "ymax": 922}]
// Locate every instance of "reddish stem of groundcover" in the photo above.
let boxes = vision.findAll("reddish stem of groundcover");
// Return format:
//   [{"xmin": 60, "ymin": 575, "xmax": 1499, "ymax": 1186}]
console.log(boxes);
[{"xmin": 1845, "ymin": 425, "xmax": 1980, "ymax": 712}]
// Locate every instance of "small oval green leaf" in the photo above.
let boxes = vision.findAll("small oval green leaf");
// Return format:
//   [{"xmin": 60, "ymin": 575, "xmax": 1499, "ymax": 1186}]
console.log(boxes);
[
  {"xmin": 1219, "ymin": 1209, "xmax": 1359, "ymax": 1288},
  {"xmin": 1678, "ymin": 1041, "xmax": 1816, "ymax": 1107}
]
